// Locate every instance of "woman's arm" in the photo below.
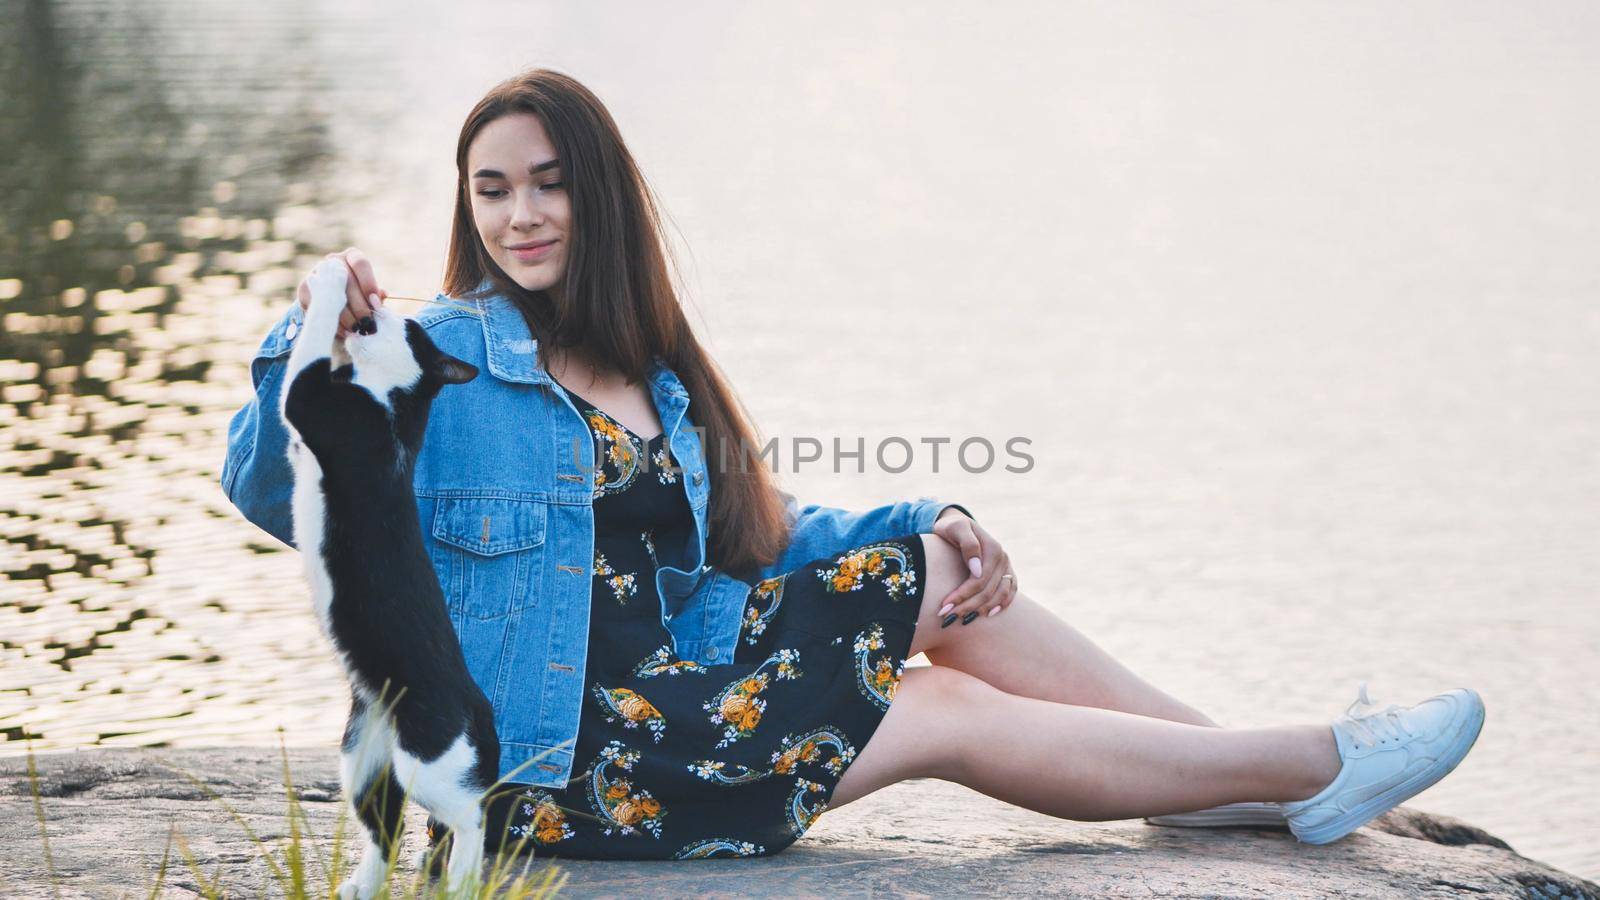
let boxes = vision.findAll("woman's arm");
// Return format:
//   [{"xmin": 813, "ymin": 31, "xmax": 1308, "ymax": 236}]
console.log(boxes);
[
  {"xmin": 218, "ymin": 301, "xmax": 304, "ymax": 549},
  {"xmin": 754, "ymin": 490, "xmax": 975, "ymax": 581}
]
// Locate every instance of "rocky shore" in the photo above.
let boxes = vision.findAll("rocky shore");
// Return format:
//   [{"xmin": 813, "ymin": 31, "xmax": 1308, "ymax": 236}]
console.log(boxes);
[{"xmin": 2, "ymin": 747, "xmax": 1594, "ymax": 898}]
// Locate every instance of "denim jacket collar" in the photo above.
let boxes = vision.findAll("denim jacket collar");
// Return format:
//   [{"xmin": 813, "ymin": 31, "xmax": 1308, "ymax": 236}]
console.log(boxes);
[{"xmin": 466, "ymin": 276, "xmax": 689, "ymax": 401}]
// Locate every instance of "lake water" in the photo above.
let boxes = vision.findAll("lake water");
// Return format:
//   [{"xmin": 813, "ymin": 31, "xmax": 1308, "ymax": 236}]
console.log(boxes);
[{"xmin": 2, "ymin": 0, "xmax": 1596, "ymax": 879}]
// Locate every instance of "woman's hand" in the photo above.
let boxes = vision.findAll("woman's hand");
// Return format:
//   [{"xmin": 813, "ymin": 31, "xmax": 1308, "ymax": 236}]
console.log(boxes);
[
  {"xmin": 296, "ymin": 247, "xmax": 389, "ymax": 339},
  {"xmin": 931, "ymin": 507, "xmax": 1017, "ymax": 625}
]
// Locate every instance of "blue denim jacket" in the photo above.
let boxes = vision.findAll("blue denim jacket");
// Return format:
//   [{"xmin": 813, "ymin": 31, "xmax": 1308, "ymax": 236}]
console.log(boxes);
[{"xmin": 219, "ymin": 281, "xmax": 970, "ymax": 786}]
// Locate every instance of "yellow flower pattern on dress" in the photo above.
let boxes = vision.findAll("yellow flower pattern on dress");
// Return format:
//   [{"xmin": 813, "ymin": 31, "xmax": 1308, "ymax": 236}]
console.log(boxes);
[
  {"xmin": 771, "ymin": 726, "xmax": 857, "ymax": 777},
  {"xmin": 606, "ymin": 573, "xmax": 637, "ymax": 604},
  {"xmin": 633, "ymin": 645, "xmax": 710, "ymax": 679},
  {"xmin": 593, "ymin": 550, "xmax": 638, "ymax": 605},
  {"xmin": 685, "ymin": 725, "xmax": 856, "ymax": 787},
  {"xmin": 817, "ymin": 541, "xmax": 918, "ymax": 603},
  {"xmin": 584, "ymin": 409, "xmax": 643, "ymax": 497},
  {"xmin": 506, "ymin": 788, "xmax": 574, "ymax": 847},
  {"xmin": 852, "ymin": 623, "xmax": 903, "ymax": 711},
  {"xmin": 785, "ymin": 779, "xmax": 828, "ymax": 837},
  {"xmin": 740, "ymin": 575, "xmax": 787, "ymax": 645},
  {"xmin": 685, "ymin": 759, "xmax": 771, "ymax": 785},
  {"xmin": 592, "ymin": 684, "xmax": 666, "ymax": 742},
  {"xmin": 588, "ymin": 741, "xmax": 666, "ymax": 838},
  {"xmin": 652, "ymin": 445, "xmax": 679, "ymax": 484},
  {"xmin": 703, "ymin": 649, "xmax": 802, "ymax": 748}
]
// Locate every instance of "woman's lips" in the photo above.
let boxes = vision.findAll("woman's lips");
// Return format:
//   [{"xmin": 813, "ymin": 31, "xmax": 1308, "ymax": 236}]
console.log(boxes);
[{"xmin": 510, "ymin": 241, "xmax": 556, "ymax": 262}]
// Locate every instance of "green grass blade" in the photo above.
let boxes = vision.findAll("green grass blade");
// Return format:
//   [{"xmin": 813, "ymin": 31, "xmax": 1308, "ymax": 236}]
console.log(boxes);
[
  {"xmin": 171, "ymin": 830, "xmax": 224, "ymax": 899},
  {"xmin": 25, "ymin": 744, "xmax": 63, "ymax": 900},
  {"xmin": 146, "ymin": 823, "xmax": 177, "ymax": 900}
]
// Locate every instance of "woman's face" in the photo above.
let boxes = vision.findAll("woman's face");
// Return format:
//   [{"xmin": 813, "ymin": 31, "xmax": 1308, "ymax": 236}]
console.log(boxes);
[{"xmin": 466, "ymin": 112, "xmax": 572, "ymax": 299}]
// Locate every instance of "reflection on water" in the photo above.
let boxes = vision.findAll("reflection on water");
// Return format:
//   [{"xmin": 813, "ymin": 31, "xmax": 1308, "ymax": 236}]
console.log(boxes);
[{"xmin": 0, "ymin": 0, "xmax": 376, "ymax": 749}]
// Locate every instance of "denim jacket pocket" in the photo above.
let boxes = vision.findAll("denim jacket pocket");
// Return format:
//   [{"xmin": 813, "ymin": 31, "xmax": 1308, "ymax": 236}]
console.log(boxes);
[{"xmin": 429, "ymin": 496, "xmax": 548, "ymax": 620}]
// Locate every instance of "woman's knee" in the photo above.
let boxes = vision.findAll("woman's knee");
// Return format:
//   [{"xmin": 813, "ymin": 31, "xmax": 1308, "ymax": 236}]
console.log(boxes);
[
  {"xmin": 886, "ymin": 664, "xmax": 1002, "ymax": 778},
  {"xmin": 832, "ymin": 664, "xmax": 999, "ymax": 807}
]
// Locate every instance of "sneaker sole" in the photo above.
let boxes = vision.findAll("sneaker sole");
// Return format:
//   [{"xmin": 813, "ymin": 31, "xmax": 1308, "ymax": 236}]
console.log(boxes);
[
  {"xmin": 1145, "ymin": 803, "xmax": 1286, "ymax": 828},
  {"xmin": 1292, "ymin": 688, "xmax": 1486, "ymax": 846}
]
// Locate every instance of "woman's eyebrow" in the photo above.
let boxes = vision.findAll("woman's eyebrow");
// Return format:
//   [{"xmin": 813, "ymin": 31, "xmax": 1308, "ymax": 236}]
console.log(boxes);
[{"xmin": 471, "ymin": 158, "xmax": 561, "ymax": 179}]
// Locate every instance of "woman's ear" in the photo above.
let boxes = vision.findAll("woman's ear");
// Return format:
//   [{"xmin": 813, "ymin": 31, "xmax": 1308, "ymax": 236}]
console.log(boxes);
[{"xmin": 434, "ymin": 354, "xmax": 479, "ymax": 385}]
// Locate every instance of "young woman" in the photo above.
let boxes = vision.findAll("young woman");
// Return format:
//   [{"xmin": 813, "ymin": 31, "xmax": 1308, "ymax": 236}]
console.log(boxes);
[{"xmin": 221, "ymin": 68, "xmax": 1484, "ymax": 863}]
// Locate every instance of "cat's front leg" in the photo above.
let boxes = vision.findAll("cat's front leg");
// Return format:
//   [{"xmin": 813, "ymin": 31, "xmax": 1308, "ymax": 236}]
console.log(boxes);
[{"xmin": 284, "ymin": 259, "xmax": 350, "ymax": 385}]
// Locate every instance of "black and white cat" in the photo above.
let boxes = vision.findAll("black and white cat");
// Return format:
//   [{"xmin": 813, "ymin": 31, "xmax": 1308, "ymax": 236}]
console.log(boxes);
[{"xmin": 280, "ymin": 259, "xmax": 496, "ymax": 899}]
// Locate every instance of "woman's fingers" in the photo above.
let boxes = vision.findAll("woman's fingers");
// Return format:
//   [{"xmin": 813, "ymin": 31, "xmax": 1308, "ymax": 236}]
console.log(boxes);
[
  {"xmin": 298, "ymin": 249, "xmax": 385, "ymax": 338},
  {"xmin": 938, "ymin": 577, "xmax": 985, "ymax": 625},
  {"xmin": 932, "ymin": 518, "xmax": 1019, "ymax": 625},
  {"xmin": 948, "ymin": 518, "xmax": 983, "ymax": 583},
  {"xmin": 327, "ymin": 250, "xmax": 372, "ymax": 322},
  {"xmin": 339, "ymin": 247, "xmax": 383, "ymax": 313},
  {"xmin": 933, "ymin": 515, "xmax": 983, "ymax": 620},
  {"xmin": 342, "ymin": 247, "xmax": 383, "ymax": 296},
  {"xmin": 966, "ymin": 550, "xmax": 1010, "ymax": 621},
  {"xmin": 941, "ymin": 550, "xmax": 1004, "ymax": 622},
  {"xmin": 318, "ymin": 249, "xmax": 377, "ymax": 323},
  {"xmin": 344, "ymin": 275, "xmax": 372, "ymax": 322},
  {"xmin": 955, "ymin": 523, "xmax": 1007, "ymax": 619},
  {"xmin": 934, "ymin": 517, "xmax": 983, "ymax": 620}
]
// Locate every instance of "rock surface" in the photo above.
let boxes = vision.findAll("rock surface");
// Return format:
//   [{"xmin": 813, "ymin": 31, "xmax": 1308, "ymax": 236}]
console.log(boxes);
[{"xmin": 1, "ymin": 746, "xmax": 1594, "ymax": 898}]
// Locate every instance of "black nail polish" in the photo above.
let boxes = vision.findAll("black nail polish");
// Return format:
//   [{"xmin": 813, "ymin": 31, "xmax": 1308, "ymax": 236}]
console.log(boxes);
[
  {"xmin": 940, "ymin": 613, "xmax": 958, "ymax": 629},
  {"xmin": 961, "ymin": 610, "xmax": 978, "ymax": 625}
]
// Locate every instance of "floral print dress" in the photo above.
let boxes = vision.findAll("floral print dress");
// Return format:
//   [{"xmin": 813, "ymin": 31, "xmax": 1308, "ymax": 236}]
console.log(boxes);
[{"xmin": 438, "ymin": 387, "xmax": 927, "ymax": 861}]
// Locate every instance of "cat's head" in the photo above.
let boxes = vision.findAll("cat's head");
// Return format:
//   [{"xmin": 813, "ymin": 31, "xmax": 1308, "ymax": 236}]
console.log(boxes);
[
  {"xmin": 338, "ymin": 305, "xmax": 477, "ymax": 446},
  {"xmin": 343, "ymin": 305, "xmax": 475, "ymax": 389}
]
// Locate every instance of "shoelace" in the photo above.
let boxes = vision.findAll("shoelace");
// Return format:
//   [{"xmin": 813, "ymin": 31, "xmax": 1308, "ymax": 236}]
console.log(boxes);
[{"xmin": 1339, "ymin": 682, "xmax": 1415, "ymax": 748}]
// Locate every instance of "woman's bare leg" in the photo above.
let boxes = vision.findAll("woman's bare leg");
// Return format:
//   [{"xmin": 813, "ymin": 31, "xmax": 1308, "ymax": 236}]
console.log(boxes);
[
  {"xmin": 829, "ymin": 664, "xmax": 1338, "ymax": 815},
  {"xmin": 909, "ymin": 533, "xmax": 1218, "ymax": 726}
]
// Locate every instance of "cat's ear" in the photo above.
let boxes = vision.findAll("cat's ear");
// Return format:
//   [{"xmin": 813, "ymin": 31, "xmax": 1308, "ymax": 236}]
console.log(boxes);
[{"xmin": 433, "ymin": 354, "xmax": 478, "ymax": 385}]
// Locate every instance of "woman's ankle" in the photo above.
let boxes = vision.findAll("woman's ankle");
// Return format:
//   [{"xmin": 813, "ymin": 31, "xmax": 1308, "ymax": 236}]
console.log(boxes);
[{"xmin": 1284, "ymin": 725, "xmax": 1341, "ymax": 801}]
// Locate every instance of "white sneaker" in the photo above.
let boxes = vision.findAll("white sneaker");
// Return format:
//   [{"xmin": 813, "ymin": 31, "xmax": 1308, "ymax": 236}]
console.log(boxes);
[
  {"xmin": 1281, "ymin": 684, "xmax": 1486, "ymax": 845},
  {"xmin": 1145, "ymin": 801, "xmax": 1286, "ymax": 828}
]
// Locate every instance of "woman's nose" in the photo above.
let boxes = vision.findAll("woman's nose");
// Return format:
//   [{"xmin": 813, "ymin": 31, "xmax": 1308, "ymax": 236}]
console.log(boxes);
[{"xmin": 511, "ymin": 191, "xmax": 544, "ymax": 228}]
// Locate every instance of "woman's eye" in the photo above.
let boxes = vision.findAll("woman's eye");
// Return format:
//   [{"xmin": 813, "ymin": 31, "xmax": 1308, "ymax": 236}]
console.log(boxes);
[
  {"xmin": 540, "ymin": 181, "xmax": 564, "ymax": 191},
  {"xmin": 477, "ymin": 189, "xmax": 506, "ymax": 199}
]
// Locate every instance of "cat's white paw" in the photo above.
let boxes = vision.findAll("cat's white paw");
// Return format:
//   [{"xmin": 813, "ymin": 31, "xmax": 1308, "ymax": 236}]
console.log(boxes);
[{"xmin": 308, "ymin": 259, "xmax": 350, "ymax": 312}]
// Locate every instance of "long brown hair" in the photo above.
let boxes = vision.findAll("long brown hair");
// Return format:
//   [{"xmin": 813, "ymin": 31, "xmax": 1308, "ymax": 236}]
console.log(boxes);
[{"xmin": 443, "ymin": 68, "xmax": 790, "ymax": 578}]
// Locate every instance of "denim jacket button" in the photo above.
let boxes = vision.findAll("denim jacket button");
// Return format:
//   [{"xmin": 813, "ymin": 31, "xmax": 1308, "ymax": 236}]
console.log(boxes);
[
  {"xmin": 706, "ymin": 645, "xmax": 719, "ymax": 660},
  {"xmin": 284, "ymin": 321, "xmax": 298, "ymax": 341},
  {"xmin": 692, "ymin": 471, "xmax": 703, "ymax": 485}
]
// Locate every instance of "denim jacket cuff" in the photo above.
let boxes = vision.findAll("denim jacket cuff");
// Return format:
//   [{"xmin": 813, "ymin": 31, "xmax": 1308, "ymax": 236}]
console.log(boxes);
[{"xmin": 910, "ymin": 497, "xmax": 975, "ymax": 533}]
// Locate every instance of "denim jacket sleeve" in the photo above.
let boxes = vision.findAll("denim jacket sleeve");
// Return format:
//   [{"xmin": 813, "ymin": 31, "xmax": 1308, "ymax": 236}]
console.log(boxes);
[
  {"xmin": 218, "ymin": 301, "xmax": 304, "ymax": 549},
  {"xmin": 753, "ymin": 490, "xmax": 976, "ymax": 582}
]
